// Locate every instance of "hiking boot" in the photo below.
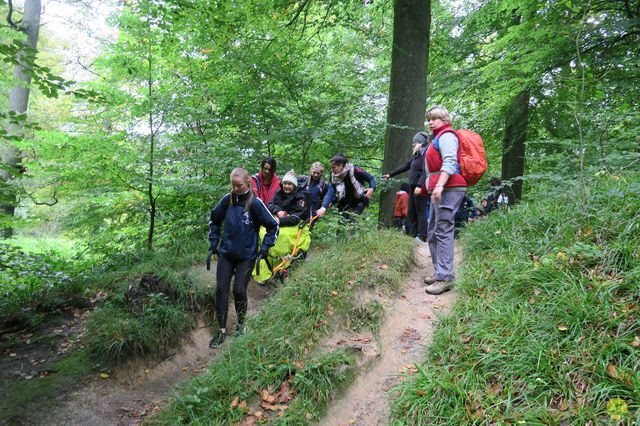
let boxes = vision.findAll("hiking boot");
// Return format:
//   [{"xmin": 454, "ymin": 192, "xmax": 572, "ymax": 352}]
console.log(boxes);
[
  {"xmin": 235, "ymin": 323, "xmax": 246, "ymax": 335},
  {"xmin": 209, "ymin": 330, "xmax": 227, "ymax": 348},
  {"xmin": 425, "ymin": 281, "xmax": 454, "ymax": 295},
  {"xmin": 423, "ymin": 276, "xmax": 438, "ymax": 285}
]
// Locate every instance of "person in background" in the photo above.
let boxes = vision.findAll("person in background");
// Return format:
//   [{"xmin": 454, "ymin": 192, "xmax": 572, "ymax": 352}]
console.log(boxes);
[
  {"xmin": 382, "ymin": 132, "xmax": 429, "ymax": 243},
  {"xmin": 208, "ymin": 167, "xmax": 279, "ymax": 348},
  {"xmin": 454, "ymin": 195, "xmax": 477, "ymax": 238},
  {"xmin": 297, "ymin": 161, "xmax": 328, "ymax": 215},
  {"xmin": 316, "ymin": 154, "xmax": 376, "ymax": 222},
  {"xmin": 268, "ymin": 170, "xmax": 310, "ymax": 227},
  {"xmin": 251, "ymin": 157, "xmax": 280, "ymax": 203},
  {"xmin": 422, "ymin": 106, "xmax": 467, "ymax": 295},
  {"xmin": 393, "ymin": 182, "xmax": 411, "ymax": 232}
]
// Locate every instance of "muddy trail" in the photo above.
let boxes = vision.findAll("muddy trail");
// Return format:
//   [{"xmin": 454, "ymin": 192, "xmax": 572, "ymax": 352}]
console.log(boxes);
[
  {"xmin": 1, "ymin": 264, "xmax": 275, "ymax": 426},
  {"xmin": 319, "ymin": 243, "xmax": 461, "ymax": 426},
  {"xmin": 2, "ymin": 244, "xmax": 460, "ymax": 426}
]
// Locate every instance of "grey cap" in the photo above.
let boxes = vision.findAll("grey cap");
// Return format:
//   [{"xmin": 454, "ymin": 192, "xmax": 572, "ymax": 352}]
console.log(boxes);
[{"xmin": 412, "ymin": 132, "xmax": 429, "ymax": 145}]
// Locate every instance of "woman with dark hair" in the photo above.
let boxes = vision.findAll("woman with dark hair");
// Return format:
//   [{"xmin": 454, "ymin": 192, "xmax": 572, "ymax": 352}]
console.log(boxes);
[
  {"xmin": 251, "ymin": 157, "xmax": 280, "ymax": 203},
  {"xmin": 382, "ymin": 132, "xmax": 430, "ymax": 243},
  {"xmin": 208, "ymin": 167, "xmax": 279, "ymax": 347},
  {"xmin": 315, "ymin": 154, "xmax": 376, "ymax": 220}
]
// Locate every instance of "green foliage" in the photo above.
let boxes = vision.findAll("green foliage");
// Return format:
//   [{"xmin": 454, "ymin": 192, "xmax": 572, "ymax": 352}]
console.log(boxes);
[
  {"xmin": 0, "ymin": 243, "xmax": 87, "ymax": 324},
  {"xmin": 391, "ymin": 172, "xmax": 640, "ymax": 425},
  {"xmin": 152, "ymin": 229, "xmax": 414, "ymax": 424}
]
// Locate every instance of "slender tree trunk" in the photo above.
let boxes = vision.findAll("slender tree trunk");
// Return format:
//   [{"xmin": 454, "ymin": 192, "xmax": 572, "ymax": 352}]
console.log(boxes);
[
  {"xmin": 146, "ymin": 34, "xmax": 156, "ymax": 251},
  {"xmin": 379, "ymin": 0, "xmax": 430, "ymax": 226},
  {"xmin": 501, "ymin": 90, "xmax": 529, "ymax": 204},
  {"xmin": 1, "ymin": 0, "xmax": 41, "ymax": 238}
]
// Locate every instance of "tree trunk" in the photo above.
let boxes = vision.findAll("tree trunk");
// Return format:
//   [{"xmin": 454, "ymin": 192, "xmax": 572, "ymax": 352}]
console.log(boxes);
[
  {"xmin": 146, "ymin": 34, "xmax": 156, "ymax": 251},
  {"xmin": 378, "ymin": 0, "xmax": 430, "ymax": 226},
  {"xmin": 1, "ymin": 0, "xmax": 42, "ymax": 238},
  {"xmin": 501, "ymin": 90, "xmax": 529, "ymax": 204}
]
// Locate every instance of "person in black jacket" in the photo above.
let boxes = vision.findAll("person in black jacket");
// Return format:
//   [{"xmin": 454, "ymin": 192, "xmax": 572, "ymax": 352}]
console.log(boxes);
[
  {"xmin": 316, "ymin": 154, "xmax": 376, "ymax": 222},
  {"xmin": 268, "ymin": 170, "xmax": 310, "ymax": 227},
  {"xmin": 208, "ymin": 167, "xmax": 279, "ymax": 348},
  {"xmin": 382, "ymin": 132, "xmax": 430, "ymax": 242}
]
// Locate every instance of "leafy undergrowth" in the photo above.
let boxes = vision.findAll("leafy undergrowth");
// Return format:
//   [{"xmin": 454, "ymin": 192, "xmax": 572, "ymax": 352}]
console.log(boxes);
[
  {"xmin": 0, "ymin": 244, "xmax": 89, "ymax": 329},
  {"xmin": 391, "ymin": 173, "xmax": 640, "ymax": 425},
  {"xmin": 150, "ymin": 228, "xmax": 414, "ymax": 425}
]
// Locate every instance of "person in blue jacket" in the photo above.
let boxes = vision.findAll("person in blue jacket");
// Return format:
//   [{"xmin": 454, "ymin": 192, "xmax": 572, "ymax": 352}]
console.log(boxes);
[
  {"xmin": 208, "ymin": 167, "xmax": 279, "ymax": 348},
  {"xmin": 316, "ymin": 154, "xmax": 376, "ymax": 222}
]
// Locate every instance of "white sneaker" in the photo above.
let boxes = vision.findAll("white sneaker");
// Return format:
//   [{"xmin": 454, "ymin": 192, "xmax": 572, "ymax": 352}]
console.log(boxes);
[{"xmin": 415, "ymin": 236, "xmax": 426, "ymax": 244}]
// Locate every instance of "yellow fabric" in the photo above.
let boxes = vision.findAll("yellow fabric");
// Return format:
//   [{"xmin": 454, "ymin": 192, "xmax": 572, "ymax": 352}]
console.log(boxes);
[{"xmin": 252, "ymin": 225, "xmax": 311, "ymax": 283}]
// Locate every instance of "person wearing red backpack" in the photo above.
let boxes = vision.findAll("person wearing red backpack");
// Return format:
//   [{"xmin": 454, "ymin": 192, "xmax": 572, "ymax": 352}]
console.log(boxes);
[{"xmin": 422, "ymin": 106, "xmax": 467, "ymax": 295}]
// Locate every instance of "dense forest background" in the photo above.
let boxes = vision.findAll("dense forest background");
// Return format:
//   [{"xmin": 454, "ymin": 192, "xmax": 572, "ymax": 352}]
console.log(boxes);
[{"xmin": 1, "ymin": 0, "xmax": 638, "ymax": 256}]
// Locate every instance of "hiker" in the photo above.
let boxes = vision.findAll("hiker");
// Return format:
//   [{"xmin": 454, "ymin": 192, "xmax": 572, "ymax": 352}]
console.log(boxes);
[
  {"xmin": 208, "ymin": 167, "xmax": 279, "ymax": 348},
  {"xmin": 486, "ymin": 177, "xmax": 510, "ymax": 211},
  {"xmin": 393, "ymin": 182, "xmax": 411, "ymax": 232},
  {"xmin": 422, "ymin": 106, "xmax": 467, "ymax": 295},
  {"xmin": 382, "ymin": 132, "xmax": 430, "ymax": 243},
  {"xmin": 251, "ymin": 157, "xmax": 280, "ymax": 203},
  {"xmin": 267, "ymin": 170, "xmax": 310, "ymax": 227},
  {"xmin": 315, "ymin": 154, "xmax": 376, "ymax": 221},
  {"xmin": 297, "ymin": 161, "xmax": 328, "ymax": 215}
]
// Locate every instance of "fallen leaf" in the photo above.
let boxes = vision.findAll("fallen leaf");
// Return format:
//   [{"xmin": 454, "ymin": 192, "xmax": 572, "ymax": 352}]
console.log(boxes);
[
  {"xmin": 230, "ymin": 396, "xmax": 239, "ymax": 408},
  {"xmin": 238, "ymin": 400, "xmax": 248, "ymax": 413},
  {"xmin": 557, "ymin": 324, "xmax": 568, "ymax": 331},
  {"xmin": 460, "ymin": 336, "xmax": 472, "ymax": 344},
  {"xmin": 415, "ymin": 390, "xmax": 426, "ymax": 397},
  {"xmin": 9, "ymin": 353, "xmax": 17, "ymax": 357},
  {"xmin": 632, "ymin": 336, "xmax": 640, "ymax": 348},
  {"xmin": 607, "ymin": 364, "xmax": 619, "ymax": 380},
  {"xmin": 100, "ymin": 373, "xmax": 110, "ymax": 379},
  {"xmin": 331, "ymin": 291, "xmax": 339, "ymax": 297},
  {"xmin": 490, "ymin": 382, "xmax": 503, "ymax": 396},
  {"xmin": 254, "ymin": 411, "xmax": 264, "ymax": 419},
  {"xmin": 306, "ymin": 413, "xmax": 313, "ymax": 420},
  {"xmin": 559, "ymin": 400, "xmax": 570, "ymax": 411},
  {"xmin": 379, "ymin": 264, "xmax": 389, "ymax": 270}
]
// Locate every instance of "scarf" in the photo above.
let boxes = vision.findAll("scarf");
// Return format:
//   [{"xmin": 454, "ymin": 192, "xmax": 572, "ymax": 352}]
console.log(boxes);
[{"xmin": 331, "ymin": 163, "xmax": 365, "ymax": 200}]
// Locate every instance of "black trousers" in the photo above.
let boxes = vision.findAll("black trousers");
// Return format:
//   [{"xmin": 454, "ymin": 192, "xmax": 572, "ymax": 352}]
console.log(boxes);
[
  {"xmin": 408, "ymin": 189, "xmax": 428, "ymax": 240},
  {"xmin": 215, "ymin": 254, "xmax": 253, "ymax": 329}
]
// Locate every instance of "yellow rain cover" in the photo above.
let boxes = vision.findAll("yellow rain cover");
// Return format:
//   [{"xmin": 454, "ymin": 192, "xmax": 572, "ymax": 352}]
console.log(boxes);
[{"xmin": 252, "ymin": 225, "xmax": 311, "ymax": 283}]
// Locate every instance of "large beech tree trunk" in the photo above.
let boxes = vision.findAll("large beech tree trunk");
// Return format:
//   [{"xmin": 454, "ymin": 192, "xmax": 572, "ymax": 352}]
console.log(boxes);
[
  {"xmin": 1, "ymin": 0, "xmax": 41, "ymax": 238},
  {"xmin": 379, "ymin": 0, "xmax": 431, "ymax": 226},
  {"xmin": 501, "ymin": 90, "xmax": 529, "ymax": 204}
]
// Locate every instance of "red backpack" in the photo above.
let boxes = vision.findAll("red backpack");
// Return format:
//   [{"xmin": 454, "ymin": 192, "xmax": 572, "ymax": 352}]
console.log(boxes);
[{"xmin": 455, "ymin": 129, "xmax": 487, "ymax": 186}]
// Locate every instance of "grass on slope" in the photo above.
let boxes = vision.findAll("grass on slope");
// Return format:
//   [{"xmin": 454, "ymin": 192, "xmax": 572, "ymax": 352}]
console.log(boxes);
[
  {"xmin": 391, "ymin": 173, "xmax": 640, "ymax": 425},
  {"xmin": 152, "ymin": 228, "xmax": 415, "ymax": 425}
]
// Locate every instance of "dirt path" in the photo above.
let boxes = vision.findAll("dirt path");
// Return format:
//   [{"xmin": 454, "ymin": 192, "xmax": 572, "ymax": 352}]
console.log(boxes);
[
  {"xmin": 21, "ymin": 264, "xmax": 275, "ymax": 426},
  {"xmin": 319, "ymin": 243, "xmax": 461, "ymax": 426}
]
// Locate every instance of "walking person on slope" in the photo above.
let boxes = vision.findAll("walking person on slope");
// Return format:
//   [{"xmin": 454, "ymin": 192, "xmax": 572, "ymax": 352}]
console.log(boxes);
[
  {"xmin": 382, "ymin": 132, "xmax": 430, "ymax": 243},
  {"xmin": 315, "ymin": 154, "xmax": 376, "ymax": 222},
  {"xmin": 422, "ymin": 106, "xmax": 467, "ymax": 295},
  {"xmin": 208, "ymin": 167, "xmax": 279, "ymax": 347}
]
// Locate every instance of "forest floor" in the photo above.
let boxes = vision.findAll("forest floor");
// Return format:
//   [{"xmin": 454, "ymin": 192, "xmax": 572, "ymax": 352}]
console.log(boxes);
[{"xmin": 1, "ymin": 244, "xmax": 460, "ymax": 426}]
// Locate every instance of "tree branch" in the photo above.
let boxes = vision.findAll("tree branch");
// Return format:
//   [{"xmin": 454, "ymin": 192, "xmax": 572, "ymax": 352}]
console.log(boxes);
[
  {"xmin": 286, "ymin": 0, "xmax": 311, "ymax": 28},
  {"xmin": 6, "ymin": 0, "xmax": 22, "ymax": 31},
  {"xmin": 24, "ymin": 188, "xmax": 58, "ymax": 206}
]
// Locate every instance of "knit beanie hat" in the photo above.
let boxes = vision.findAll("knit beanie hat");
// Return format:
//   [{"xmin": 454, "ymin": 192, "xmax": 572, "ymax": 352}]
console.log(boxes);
[{"xmin": 281, "ymin": 170, "xmax": 298, "ymax": 187}]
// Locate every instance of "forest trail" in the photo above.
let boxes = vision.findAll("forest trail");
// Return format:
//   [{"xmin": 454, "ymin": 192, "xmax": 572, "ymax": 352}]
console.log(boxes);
[
  {"xmin": 319, "ymin": 243, "xmax": 461, "ymax": 426},
  {"xmin": 23, "ymin": 264, "xmax": 274, "ymax": 426},
  {"xmin": 7, "ymin": 243, "xmax": 460, "ymax": 426}
]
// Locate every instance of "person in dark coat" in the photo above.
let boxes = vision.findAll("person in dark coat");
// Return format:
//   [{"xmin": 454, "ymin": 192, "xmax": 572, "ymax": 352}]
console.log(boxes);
[
  {"xmin": 315, "ymin": 154, "xmax": 376, "ymax": 222},
  {"xmin": 208, "ymin": 167, "xmax": 279, "ymax": 348},
  {"xmin": 268, "ymin": 170, "xmax": 310, "ymax": 227},
  {"xmin": 382, "ymin": 132, "xmax": 430, "ymax": 243}
]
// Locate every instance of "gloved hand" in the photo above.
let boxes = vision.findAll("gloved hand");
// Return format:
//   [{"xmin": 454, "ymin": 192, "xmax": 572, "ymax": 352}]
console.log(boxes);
[
  {"xmin": 207, "ymin": 245, "xmax": 218, "ymax": 271},
  {"xmin": 255, "ymin": 247, "xmax": 272, "ymax": 276}
]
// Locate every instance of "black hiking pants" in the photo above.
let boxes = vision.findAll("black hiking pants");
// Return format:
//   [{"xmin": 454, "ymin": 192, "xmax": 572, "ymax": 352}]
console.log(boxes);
[
  {"xmin": 215, "ymin": 254, "xmax": 253, "ymax": 329},
  {"xmin": 408, "ymin": 188, "xmax": 428, "ymax": 241}
]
